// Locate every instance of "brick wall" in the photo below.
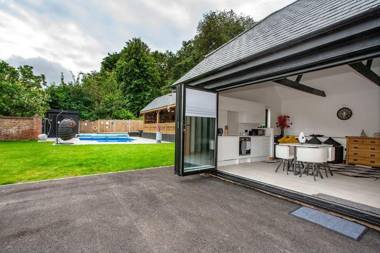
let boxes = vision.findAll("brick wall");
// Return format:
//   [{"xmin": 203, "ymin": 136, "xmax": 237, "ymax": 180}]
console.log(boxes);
[{"xmin": 0, "ymin": 116, "xmax": 42, "ymax": 140}]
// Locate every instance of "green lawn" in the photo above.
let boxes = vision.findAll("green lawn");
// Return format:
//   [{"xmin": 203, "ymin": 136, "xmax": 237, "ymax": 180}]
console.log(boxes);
[{"xmin": 0, "ymin": 141, "xmax": 174, "ymax": 185}]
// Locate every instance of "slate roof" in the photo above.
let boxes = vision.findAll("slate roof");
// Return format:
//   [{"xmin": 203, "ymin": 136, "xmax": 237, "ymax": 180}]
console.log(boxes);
[
  {"xmin": 140, "ymin": 93, "xmax": 176, "ymax": 113},
  {"xmin": 174, "ymin": 0, "xmax": 380, "ymax": 85}
]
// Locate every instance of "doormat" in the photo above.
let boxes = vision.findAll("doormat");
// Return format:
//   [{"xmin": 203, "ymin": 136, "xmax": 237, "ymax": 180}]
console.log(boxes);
[{"xmin": 290, "ymin": 207, "xmax": 366, "ymax": 240}]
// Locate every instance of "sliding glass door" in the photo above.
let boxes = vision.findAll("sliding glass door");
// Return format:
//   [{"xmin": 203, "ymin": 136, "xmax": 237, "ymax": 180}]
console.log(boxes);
[{"xmin": 175, "ymin": 84, "xmax": 217, "ymax": 176}]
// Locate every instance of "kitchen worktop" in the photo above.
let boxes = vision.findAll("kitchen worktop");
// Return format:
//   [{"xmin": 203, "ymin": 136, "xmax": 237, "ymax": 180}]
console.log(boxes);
[{"xmin": 217, "ymin": 135, "xmax": 271, "ymax": 166}]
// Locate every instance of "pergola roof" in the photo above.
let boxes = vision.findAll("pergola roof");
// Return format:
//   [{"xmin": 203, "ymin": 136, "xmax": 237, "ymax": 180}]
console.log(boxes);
[
  {"xmin": 174, "ymin": 0, "xmax": 380, "ymax": 89},
  {"xmin": 140, "ymin": 93, "xmax": 176, "ymax": 114}
]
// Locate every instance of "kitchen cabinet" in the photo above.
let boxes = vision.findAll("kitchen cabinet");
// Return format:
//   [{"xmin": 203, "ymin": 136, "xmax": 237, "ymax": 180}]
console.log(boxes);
[
  {"xmin": 218, "ymin": 136, "xmax": 271, "ymax": 162},
  {"xmin": 218, "ymin": 110, "xmax": 228, "ymax": 128},
  {"xmin": 227, "ymin": 111, "xmax": 239, "ymax": 135},
  {"xmin": 238, "ymin": 111, "xmax": 256, "ymax": 123},
  {"xmin": 251, "ymin": 136, "xmax": 270, "ymax": 157},
  {"xmin": 218, "ymin": 136, "xmax": 239, "ymax": 161}
]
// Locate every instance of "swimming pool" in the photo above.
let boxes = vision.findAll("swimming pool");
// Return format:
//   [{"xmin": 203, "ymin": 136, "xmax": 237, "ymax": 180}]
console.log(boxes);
[{"xmin": 78, "ymin": 133, "xmax": 135, "ymax": 143}]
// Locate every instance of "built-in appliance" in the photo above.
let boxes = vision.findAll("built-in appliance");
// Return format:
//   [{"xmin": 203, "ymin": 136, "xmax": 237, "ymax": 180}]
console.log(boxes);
[
  {"xmin": 249, "ymin": 128, "xmax": 266, "ymax": 136},
  {"xmin": 239, "ymin": 137, "xmax": 251, "ymax": 156}
]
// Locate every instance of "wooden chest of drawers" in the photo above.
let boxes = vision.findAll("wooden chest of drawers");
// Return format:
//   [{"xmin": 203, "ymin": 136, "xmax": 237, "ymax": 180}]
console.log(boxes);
[{"xmin": 346, "ymin": 136, "xmax": 380, "ymax": 167}]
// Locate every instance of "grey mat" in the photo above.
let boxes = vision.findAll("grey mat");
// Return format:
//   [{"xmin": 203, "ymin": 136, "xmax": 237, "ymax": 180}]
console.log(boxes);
[
  {"xmin": 291, "ymin": 207, "xmax": 366, "ymax": 240},
  {"xmin": 329, "ymin": 164, "xmax": 380, "ymax": 179}
]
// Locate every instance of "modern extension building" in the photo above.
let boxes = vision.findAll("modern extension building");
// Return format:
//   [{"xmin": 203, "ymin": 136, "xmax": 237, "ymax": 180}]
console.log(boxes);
[{"xmin": 173, "ymin": 0, "xmax": 380, "ymax": 225}]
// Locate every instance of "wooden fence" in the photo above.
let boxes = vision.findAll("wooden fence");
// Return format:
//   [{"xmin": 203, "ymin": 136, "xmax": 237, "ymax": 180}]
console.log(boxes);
[
  {"xmin": 79, "ymin": 120, "xmax": 143, "ymax": 133},
  {"xmin": 143, "ymin": 122, "xmax": 175, "ymax": 134}
]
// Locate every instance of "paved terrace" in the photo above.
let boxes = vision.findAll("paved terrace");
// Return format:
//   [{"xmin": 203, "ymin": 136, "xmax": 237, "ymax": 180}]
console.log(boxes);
[{"xmin": 0, "ymin": 167, "xmax": 379, "ymax": 253}]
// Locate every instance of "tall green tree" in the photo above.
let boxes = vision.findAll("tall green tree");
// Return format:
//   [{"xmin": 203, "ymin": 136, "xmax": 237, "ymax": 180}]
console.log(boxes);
[
  {"xmin": 152, "ymin": 50, "xmax": 176, "ymax": 94},
  {"xmin": 172, "ymin": 40, "xmax": 197, "ymax": 81},
  {"xmin": 0, "ymin": 61, "xmax": 48, "ymax": 117},
  {"xmin": 173, "ymin": 10, "xmax": 255, "ymax": 81},
  {"xmin": 46, "ymin": 80, "xmax": 95, "ymax": 120},
  {"xmin": 81, "ymin": 71, "xmax": 134, "ymax": 119},
  {"xmin": 115, "ymin": 38, "xmax": 161, "ymax": 116},
  {"xmin": 194, "ymin": 10, "xmax": 255, "ymax": 58},
  {"xmin": 100, "ymin": 52, "xmax": 121, "ymax": 73}
]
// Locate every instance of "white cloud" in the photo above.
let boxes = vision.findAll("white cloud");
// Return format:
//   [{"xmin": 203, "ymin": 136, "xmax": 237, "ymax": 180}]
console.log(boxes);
[
  {"xmin": 214, "ymin": 0, "xmax": 295, "ymax": 20},
  {"xmin": 7, "ymin": 56, "xmax": 72, "ymax": 84},
  {"xmin": 0, "ymin": 0, "xmax": 295, "ymax": 77},
  {"xmin": 0, "ymin": 1, "xmax": 103, "ymax": 74}
]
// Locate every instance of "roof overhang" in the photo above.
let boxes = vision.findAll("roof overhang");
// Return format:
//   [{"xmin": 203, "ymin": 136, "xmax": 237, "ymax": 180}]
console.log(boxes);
[
  {"xmin": 140, "ymin": 104, "xmax": 176, "ymax": 114},
  {"xmin": 178, "ymin": 8, "xmax": 380, "ymax": 92}
]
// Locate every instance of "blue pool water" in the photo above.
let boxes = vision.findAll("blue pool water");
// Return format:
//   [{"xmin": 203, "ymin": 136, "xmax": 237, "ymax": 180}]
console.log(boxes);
[{"xmin": 78, "ymin": 133, "xmax": 135, "ymax": 143}]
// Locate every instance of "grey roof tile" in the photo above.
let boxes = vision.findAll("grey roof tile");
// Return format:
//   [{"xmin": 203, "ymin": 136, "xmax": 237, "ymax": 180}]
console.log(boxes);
[
  {"xmin": 140, "ymin": 93, "xmax": 176, "ymax": 113},
  {"xmin": 174, "ymin": 0, "xmax": 380, "ymax": 85}
]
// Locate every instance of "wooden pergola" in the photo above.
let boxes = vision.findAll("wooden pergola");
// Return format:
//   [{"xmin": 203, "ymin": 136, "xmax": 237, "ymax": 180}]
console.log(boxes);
[{"xmin": 140, "ymin": 94, "xmax": 176, "ymax": 134}]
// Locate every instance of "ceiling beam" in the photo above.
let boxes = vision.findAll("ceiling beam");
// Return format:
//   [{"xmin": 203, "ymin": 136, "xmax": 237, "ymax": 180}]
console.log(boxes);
[
  {"xmin": 273, "ymin": 78, "xmax": 326, "ymax": 97},
  {"xmin": 349, "ymin": 61, "xmax": 380, "ymax": 86}
]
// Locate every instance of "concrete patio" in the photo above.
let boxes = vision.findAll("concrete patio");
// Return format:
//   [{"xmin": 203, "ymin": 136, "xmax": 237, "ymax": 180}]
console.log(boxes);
[{"xmin": 0, "ymin": 167, "xmax": 379, "ymax": 253}]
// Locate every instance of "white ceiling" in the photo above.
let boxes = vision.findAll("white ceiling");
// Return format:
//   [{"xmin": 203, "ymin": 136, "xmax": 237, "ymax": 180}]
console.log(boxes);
[{"xmin": 220, "ymin": 58, "xmax": 380, "ymax": 102}]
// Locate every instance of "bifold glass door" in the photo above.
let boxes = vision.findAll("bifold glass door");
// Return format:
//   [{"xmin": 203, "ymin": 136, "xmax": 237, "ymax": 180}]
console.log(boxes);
[{"xmin": 175, "ymin": 84, "xmax": 217, "ymax": 176}]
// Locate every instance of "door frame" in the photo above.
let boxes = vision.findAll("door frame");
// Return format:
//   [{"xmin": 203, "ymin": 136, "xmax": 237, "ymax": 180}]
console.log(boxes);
[{"xmin": 175, "ymin": 83, "xmax": 219, "ymax": 176}]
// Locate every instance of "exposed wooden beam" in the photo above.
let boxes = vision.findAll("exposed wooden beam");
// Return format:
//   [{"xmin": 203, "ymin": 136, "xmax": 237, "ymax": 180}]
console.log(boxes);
[
  {"xmin": 349, "ymin": 62, "xmax": 380, "ymax": 86},
  {"xmin": 274, "ymin": 78, "xmax": 326, "ymax": 97}
]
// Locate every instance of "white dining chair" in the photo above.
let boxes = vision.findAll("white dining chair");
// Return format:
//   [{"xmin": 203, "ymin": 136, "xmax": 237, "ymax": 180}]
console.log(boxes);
[
  {"xmin": 326, "ymin": 147, "xmax": 335, "ymax": 176},
  {"xmin": 296, "ymin": 147, "xmax": 329, "ymax": 181},
  {"xmin": 275, "ymin": 145, "xmax": 295, "ymax": 174}
]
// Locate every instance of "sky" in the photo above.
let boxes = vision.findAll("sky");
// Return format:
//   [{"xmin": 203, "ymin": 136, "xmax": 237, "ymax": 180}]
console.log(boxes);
[{"xmin": 0, "ymin": 0, "xmax": 294, "ymax": 83}]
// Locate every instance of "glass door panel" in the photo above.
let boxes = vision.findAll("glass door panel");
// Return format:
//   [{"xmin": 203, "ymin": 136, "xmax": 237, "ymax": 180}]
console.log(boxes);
[
  {"xmin": 183, "ymin": 116, "xmax": 216, "ymax": 173},
  {"xmin": 175, "ymin": 84, "xmax": 217, "ymax": 176}
]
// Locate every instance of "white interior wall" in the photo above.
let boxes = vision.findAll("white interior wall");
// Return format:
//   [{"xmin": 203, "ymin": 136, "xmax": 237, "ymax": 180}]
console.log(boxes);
[
  {"xmin": 218, "ymin": 96, "xmax": 266, "ymax": 135},
  {"xmin": 220, "ymin": 84, "xmax": 282, "ymax": 134},
  {"xmin": 281, "ymin": 65, "xmax": 380, "ymax": 138}
]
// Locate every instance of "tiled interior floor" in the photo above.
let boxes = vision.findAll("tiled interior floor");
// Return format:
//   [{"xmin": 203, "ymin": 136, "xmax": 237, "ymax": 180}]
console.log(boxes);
[{"xmin": 218, "ymin": 162, "xmax": 380, "ymax": 213}]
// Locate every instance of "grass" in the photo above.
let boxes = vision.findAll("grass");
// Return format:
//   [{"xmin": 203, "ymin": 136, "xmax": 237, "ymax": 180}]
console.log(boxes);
[{"xmin": 0, "ymin": 141, "xmax": 174, "ymax": 185}]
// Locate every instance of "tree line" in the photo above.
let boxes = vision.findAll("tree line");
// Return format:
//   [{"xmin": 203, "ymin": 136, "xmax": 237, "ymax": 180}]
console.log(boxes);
[{"xmin": 0, "ymin": 10, "xmax": 254, "ymax": 120}]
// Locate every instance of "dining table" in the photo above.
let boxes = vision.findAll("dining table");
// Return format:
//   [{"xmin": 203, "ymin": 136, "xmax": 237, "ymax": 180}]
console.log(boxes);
[{"xmin": 277, "ymin": 143, "xmax": 333, "ymax": 175}]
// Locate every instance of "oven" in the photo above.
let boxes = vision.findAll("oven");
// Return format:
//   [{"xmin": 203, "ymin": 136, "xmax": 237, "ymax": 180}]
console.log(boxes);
[{"xmin": 239, "ymin": 137, "xmax": 251, "ymax": 156}]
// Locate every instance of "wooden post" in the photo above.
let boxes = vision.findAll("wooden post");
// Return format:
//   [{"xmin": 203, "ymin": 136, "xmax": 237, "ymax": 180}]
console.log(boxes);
[
  {"xmin": 156, "ymin": 110, "xmax": 160, "ymax": 133},
  {"xmin": 156, "ymin": 110, "xmax": 160, "ymax": 123}
]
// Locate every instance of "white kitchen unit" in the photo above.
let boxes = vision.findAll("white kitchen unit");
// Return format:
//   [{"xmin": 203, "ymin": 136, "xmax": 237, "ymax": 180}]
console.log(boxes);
[
  {"xmin": 251, "ymin": 136, "xmax": 271, "ymax": 157},
  {"xmin": 227, "ymin": 111, "xmax": 239, "ymax": 135},
  {"xmin": 239, "ymin": 111, "xmax": 259, "ymax": 124},
  {"xmin": 217, "ymin": 136, "xmax": 239, "ymax": 161},
  {"xmin": 218, "ymin": 135, "xmax": 271, "ymax": 166}
]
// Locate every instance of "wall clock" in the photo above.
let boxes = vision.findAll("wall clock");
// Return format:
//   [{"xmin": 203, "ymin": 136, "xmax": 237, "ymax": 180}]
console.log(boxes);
[{"xmin": 337, "ymin": 107, "xmax": 352, "ymax": 120}]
